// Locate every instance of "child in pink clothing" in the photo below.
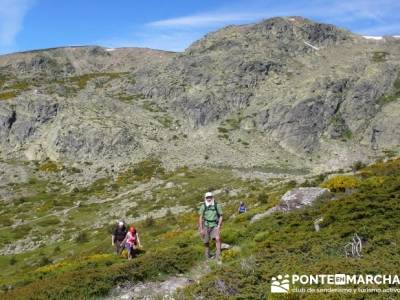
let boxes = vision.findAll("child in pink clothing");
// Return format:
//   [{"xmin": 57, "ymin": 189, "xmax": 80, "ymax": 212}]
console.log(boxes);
[{"xmin": 122, "ymin": 225, "xmax": 142, "ymax": 260}]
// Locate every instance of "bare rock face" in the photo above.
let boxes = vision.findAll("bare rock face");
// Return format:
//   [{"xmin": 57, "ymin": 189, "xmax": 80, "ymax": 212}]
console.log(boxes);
[
  {"xmin": 0, "ymin": 97, "xmax": 59, "ymax": 146},
  {"xmin": 280, "ymin": 187, "xmax": 330, "ymax": 209},
  {"xmin": 251, "ymin": 187, "xmax": 330, "ymax": 223},
  {"xmin": 0, "ymin": 16, "xmax": 400, "ymax": 175}
]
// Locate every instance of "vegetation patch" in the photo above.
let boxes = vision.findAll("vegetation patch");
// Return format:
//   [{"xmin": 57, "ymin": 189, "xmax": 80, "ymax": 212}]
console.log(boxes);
[
  {"xmin": 321, "ymin": 175, "xmax": 360, "ymax": 192},
  {"xmin": 53, "ymin": 72, "xmax": 131, "ymax": 96},
  {"xmin": 68, "ymin": 72, "xmax": 129, "ymax": 90},
  {"xmin": 142, "ymin": 100, "xmax": 164, "ymax": 112},
  {"xmin": 36, "ymin": 216, "xmax": 61, "ymax": 227},
  {"xmin": 2, "ymin": 158, "xmax": 400, "ymax": 299},
  {"xmin": 330, "ymin": 112, "xmax": 353, "ymax": 140},
  {"xmin": 0, "ymin": 80, "xmax": 31, "ymax": 100},
  {"xmin": 371, "ymin": 51, "xmax": 389, "ymax": 63},
  {"xmin": 378, "ymin": 71, "xmax": 400, "ymax": 105},
  {"xmin": 38, "ymin": 161, "xmax": 60, "ymax": 172},
  {"xmin": 217, "ymin": 116, "xmax": 242, "ymax": 138},
  {"xmin": 116, "ymin": 159, "xmax": 165, "ymax": 185},
  {"xmin": 117, "ymin": 93, "xmax": 144, "ymax": 103},
  {"xmin": 0, "ymin": 74, "xmax": 7, "ymax": 87},
  {"xmin": 154, "ymin": 115, "xmax": 173, "ymax": 128},
  {"xmin": 0, "ymin": 91, "xmax": 18, "ymax": 100},
  {"xmin": 178, "ymin": 158, "xmax": 400, "ymax": 299},
  {"xmin": 224, "ymin": 118, "xmax": 241, "ymax": 130},
  {"xmin": 217, "ymin": 127, "xmax": 229, "ymax": 134}
]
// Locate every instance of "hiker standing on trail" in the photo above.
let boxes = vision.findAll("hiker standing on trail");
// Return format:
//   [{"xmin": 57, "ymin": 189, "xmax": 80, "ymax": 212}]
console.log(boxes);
[
  {"xmin": 238, "ymin": 201, "xmax": 247, "ymax": 214},
  {"xmin": 112, "ymin": 221, "xmax": 127, "ymax": 255},
  {"xmin": 122, "ymin": 225, "xmax": 142, "ymax": 260},
  {"xmin": 198, "ymin": 192, "xmax": 223, "ymax": 260}
]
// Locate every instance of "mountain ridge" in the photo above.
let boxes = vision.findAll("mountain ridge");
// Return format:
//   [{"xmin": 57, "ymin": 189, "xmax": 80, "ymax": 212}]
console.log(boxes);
[
  {"xmin": 1, "ymin": 16, "xmax": 400, "ymax": 299},
  {"xmin": 0, "ymin": 16, "xmax": 399, "ymax": 183}
]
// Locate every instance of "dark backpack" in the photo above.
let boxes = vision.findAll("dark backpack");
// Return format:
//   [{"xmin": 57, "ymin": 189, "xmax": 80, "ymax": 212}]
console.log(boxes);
[
  {"xmin": 202, "ymin": 202, "xmax": 221, "ymax": 224},
  {"xmin": 114, "ymin": 226, "xmax": 127, "ymax": 241}
]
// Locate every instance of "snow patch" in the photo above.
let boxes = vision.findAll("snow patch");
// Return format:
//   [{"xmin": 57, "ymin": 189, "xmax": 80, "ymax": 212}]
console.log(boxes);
[
  {"xmin": 363, "ymin": 36, "xmax": 383, "ymax": 40},
  {"xmin": 303, "ymin": 41, "xmax": 320, "ymax": 50},
  {"xmin": 106, "ymin": 48, "xmax": 116, "ymax": 52}
]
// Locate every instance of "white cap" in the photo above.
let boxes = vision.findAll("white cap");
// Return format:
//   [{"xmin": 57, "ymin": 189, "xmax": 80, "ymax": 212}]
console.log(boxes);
[
  {"xmin": 204, "ymin": 192, "xmax": 214, "ymax": 199},
  {"xmin": 118, "ymin": 221, "xmax": 124, "ymax": 226}
]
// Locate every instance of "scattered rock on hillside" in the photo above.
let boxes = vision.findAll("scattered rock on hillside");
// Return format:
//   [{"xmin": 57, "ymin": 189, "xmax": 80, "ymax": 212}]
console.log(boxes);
[
  {"xmin": 221, "ymin": 243, "xmax": 231, "ymax": 250},
  {"xmin": 281, "ymin": 187, "xmax": 330, "ymax": 209},
  {"xmin": 250, "ymin": 187, "xmax": 330, "ymax": 223},
  {"xmin": 109, "ymin": 276, "xmax": 193, "ymax": 300},
  {"xmin": 165, "ymin": 182, "xmax": 175, "ymax": 189},
  {"xmin": 107, "ymin": 262, "xmax": 211, "ymax": 300}
]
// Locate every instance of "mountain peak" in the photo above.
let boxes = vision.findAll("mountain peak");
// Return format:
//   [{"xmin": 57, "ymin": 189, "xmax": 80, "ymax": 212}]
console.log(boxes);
[{"xmin": 186, "ymin": 16, "xmax": 355, "ymax": 54}]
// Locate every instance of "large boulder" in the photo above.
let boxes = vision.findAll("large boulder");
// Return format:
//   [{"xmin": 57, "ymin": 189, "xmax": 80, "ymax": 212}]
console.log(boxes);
[
  {"xmin": 250, "ymin": 187, "xmax": 329, "ymax": 223},
  {"xmin": 281, "ymin": 187, "xmax": 330, "ymax": 209}
]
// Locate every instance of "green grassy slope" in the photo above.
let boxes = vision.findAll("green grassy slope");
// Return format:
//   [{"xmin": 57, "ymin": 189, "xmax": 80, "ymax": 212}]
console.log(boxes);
[
  {"xmin": 0, "ymin": 158, "xmax": 399, "ymax": 299},
  {"xmin": 179, "ymin": 158, "xmax": 400, "ymax": 299}
]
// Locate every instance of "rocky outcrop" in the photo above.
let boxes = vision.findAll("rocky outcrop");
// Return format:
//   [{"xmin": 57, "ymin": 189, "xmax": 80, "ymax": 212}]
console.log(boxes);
[
  {"xmin": 0, "ymin": 97, "xmax": 59, "ymax": 146},
  {"xmin": 132, "ymin": 16, "xmax": 400, "ymax": 161},
  {"xmin": 251, "ymin": 187, "xmax": 330, "ymax": 223}
]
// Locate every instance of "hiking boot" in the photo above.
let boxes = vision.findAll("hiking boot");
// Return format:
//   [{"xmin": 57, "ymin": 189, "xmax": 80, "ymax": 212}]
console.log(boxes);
[
  {"xmin": 205, "ymin": 247, "xmax": 211, "ymax": 259},
  {"xmin": 215, "ymin": 250, "xmax": 221, "ymax": 261}
]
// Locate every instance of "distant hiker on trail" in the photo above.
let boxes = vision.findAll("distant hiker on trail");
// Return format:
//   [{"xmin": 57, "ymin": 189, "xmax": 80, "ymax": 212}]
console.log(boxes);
[
  {"xmin": 198, "ymin": 191, "xmax": 223, "ymax": 260},
  {"xmin": 238, "ymin": 201, "xmax": 247, "ymax": 214},
  {"xmin": 122, "ymin": 225, "xmax": 142, "ymax": 260},
  {"xmin": 112, "ymin": 221, "xmax": 127, "ymax": 255}
]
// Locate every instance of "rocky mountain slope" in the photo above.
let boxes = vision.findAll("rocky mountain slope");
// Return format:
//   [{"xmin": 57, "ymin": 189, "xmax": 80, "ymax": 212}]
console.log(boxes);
[
  {"xmin": 1, "ymin": 16, "xmax": 400, "ymax": 299},
  {"xmin": 1, "ymin": 153, "xmax": 399, "ymax": 299},
  {"xmin": 1, "ymin": 16, "xmax": 400, "ymax": 181}
]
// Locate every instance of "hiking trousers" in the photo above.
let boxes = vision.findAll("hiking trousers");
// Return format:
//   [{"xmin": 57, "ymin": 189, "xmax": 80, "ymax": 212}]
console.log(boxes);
[{"xmin": 115, "ymin": 240, "xmax": 124, "ymax": 255}]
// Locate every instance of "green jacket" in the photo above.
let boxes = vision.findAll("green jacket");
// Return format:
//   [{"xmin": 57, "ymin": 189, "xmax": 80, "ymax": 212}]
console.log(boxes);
[{"xmin": 199, "ymin": 202, "xmax": 222, "ymax": 228}]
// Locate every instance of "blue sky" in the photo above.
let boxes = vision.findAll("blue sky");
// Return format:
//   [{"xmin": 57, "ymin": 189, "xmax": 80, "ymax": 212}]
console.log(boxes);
[{"xmin": 0, "ymin": 0, "xmax": 399, "ymax": 54}]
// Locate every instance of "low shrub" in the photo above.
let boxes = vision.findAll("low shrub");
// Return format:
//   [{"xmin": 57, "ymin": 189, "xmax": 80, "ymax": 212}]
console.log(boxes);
[
  {"xmin": 38, "ymin": 161, "xmax": 59, "ymax": 172},
  {"xmin": 116, "ymin": 159, "xmax": 165, "ymax": 185},
  {"xmin": 144, "ymin": 215, "xmax": 155, "ymax": 227},
  {"xmin": 221, "ymin": 247, "xmax": 240, "ymax": 262},
  {"xmin": 38, "ymin": 255, "xmax": 53, "ymax": 267},
  {"xmin": 257, "ymin": 192, "xmax": 269, "ymax": 204},
  {"xmin": 361, "ymin": 158, "xmax": 400, "ymax": 177},
  {"xmin": 37, "ymin": 216, "xmax": 61, "ymax": 227},
  {"xmin": 0, "ymin": 91, "xmax": 18, "ymax": 100},
  {"xmin": 53, "ymin": 245, "xmax": 61, "ymax": 254},
  {"xmin": 352, "ymin": 160, "xmax": 366, "ymax": 172},
  {"xmin": 75, "ymin": 232, "xmax": 89, "ymax": 244},
  {"xmin": 9, "ymin": 257, "xmax": 17, "ymax": 266},
  {"xmin": 253, "ymin": 231, "xmax": 269, "ymax": 243},
  {"xmin": 217, "ymin": 127, "xmax": 229, "ymax": 133},
  {"xmin": 221, "ymin": 227, "xmax": 244, "ymax": 245},
  {"xmin": 3, "ymin": 243, "xmax": 201, "ymax": 299},
  {"xmin": 321, "ymin": 175, "xmax": 360, "ymax": 192},
  {"xmin": 372, "ymin": 51, "xmax": 388, "ymax": 63}
]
